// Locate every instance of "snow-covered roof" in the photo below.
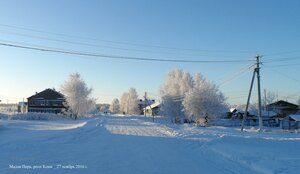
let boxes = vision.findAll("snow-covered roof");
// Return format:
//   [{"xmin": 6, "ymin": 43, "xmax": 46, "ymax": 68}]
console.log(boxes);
[
  {"xmin": 230, "ymin": 108, "xmax": 237, "ymax": 113},
  {"xmin": 27, "ymin": 88, "xmax": 64, "ymax": 100},
  {"xmin": 289, "ymin": 115, "xmax": 300, "ymax": 121},
  {"xmin": 144, "ymin": 102, "xmax": 161, "ymax": 110}
]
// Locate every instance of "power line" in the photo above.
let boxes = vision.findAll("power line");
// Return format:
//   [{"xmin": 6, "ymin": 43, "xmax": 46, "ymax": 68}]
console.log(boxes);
[
  {"xmin": 263, "ymin": 56, "xmax": 300, "ymax": 63},
  {"xmin": 0, "ymin": 23, "xmax": 256, "ymax": 54},
  {"xmin": 262, "ymin": 62, "xmax": 300, "ymax": 68},
  {"xmin": 263, "ymin": 50, "xmax": 300, "ymax": 57},
  {"xmin": 0, "ymin": 29, "xmax": 223, "ymax": 57},
  {"xmin": 263, "ymin": 65, "xmax": 300, "ymax": 84},
  {"xmin": 217, "ymin": 63, "xmax": 255, "ymax": 86},
  {"xmin": 0, "ymin": 41, "xmax": 255, "ymax": 64}
]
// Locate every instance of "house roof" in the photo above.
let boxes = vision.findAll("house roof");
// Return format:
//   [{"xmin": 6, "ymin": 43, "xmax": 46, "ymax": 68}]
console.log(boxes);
[
  {"xmin": 144, "ymin": 102, "xmax": 161, "ymax": 110},
  {"xmin": 289, "ymin": 115, "xmax": 300, "ymax": 121},
  {"xmin": 27, "ymin": 88, "xmax": 64, "ymax": 100},
  {"xmin": 230, "ymin": 108, "xmax": 237, "ymax": 113},
  {"xmin": 267, "ymin": 100, "xmax": 298, "ymax": 109}
]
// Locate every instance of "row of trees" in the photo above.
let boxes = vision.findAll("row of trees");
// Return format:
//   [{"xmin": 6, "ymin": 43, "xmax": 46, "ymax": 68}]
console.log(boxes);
[
  {"xmin": 61, "ymin": 69, "xmax": 228, "ymax": 123},
  {"xmin": 60, "ymin": 73, "xmax": 142, "ymax": 119},
  {"xmin": 160, "ymin": 69, "xmax": 227, "ymax": 124}
]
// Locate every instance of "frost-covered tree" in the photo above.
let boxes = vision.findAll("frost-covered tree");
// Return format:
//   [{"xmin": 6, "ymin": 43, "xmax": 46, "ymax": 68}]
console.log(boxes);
[
  {"xmin": 160, "ymin": 69, "xmax": 194, "ymax": 122},
  {"xmin": 183, "ymin": 73, "xmax": 227, "ymax": 125},
  {"xmin": 110, "ymin": 98, "xmax": 120, "ymax": 114},
  {"xmin": 120, "ymin": 88, "xmax": 139, "ymax": 115},
  {"xmin": 120, "ymin": 92, "xmax": 129, "ymax": 114},
  {"xmin": 160, "ymin": 69, "xmax": 227, "ymax": 124},
  {"xmin": 60, "ymin": 73, "xmax": 96, "ymax": 119}
]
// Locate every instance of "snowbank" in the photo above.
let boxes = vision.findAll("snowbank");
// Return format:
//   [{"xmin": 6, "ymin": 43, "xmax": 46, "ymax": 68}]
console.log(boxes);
[{"xmin": 3, "ymin": 113, "xmax": 69, "ymax": 120}]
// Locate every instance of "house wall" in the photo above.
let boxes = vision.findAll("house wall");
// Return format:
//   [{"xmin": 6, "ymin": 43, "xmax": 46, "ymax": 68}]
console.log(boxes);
[
  {"xmin": 281, "ymin": 118, "xmax": 299, "ymax": 130},
  {"xmin": 27, "ymin": 99, "xmax": 65, "ymax": 114}
]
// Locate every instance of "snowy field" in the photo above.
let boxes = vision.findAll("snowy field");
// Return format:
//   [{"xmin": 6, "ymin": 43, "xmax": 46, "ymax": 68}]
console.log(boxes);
[{"xmin": 1, "ymin": 115, "xmax": 300, "ymax": 174}]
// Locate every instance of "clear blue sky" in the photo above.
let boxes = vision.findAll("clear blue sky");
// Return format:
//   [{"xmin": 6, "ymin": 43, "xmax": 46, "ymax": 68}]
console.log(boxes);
[{"xmin": 0, "ymin": 0, "xmax": 300, "ymax": 105}]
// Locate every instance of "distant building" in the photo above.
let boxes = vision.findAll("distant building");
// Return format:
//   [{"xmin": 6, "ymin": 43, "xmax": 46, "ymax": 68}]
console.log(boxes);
[
  {"xmin": 138, "ymin": 99, "xmax": 155, "ymax": 114},
  {"xmin": 246, "ymin": 111, "xmax": 279, "ymax": 127},
  {"xmin": 282, "ymin": 114, "xmax": 300, "ymax": 130},
  {"xmin": 27, "ymin": 88, "xmax": 65, "ymax": 114},
  {"xmin": 266, "ymin": 100, "xmax": 299, "ymax": 118},
  {"xmin": 143, "ymin": 102, "xmax": 161, "ymax": 116}
]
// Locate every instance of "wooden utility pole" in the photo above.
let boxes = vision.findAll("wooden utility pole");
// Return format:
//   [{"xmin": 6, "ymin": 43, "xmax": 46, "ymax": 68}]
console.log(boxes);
[
  {"xmin": 144, "ymin": 92, "xmax": 147, "ymax": 116},
  {"xmin": 241, "ymin": 70, "xmax": 256, "ymax": 131},
  {"xmin": 264, "ymin": 89, "xmax": 267, "ymax": 111},
  {"xmin": 241, "ymin": 54, "xmax": 263, "ymax": 131},
  {"xmin": 256, "ymin": 55, "xmax": 263, "ymax": 131}
]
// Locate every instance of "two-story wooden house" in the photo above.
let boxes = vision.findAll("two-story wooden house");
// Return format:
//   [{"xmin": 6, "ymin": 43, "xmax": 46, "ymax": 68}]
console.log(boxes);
[{"xmin": 27, "ymin": 88, "xmax": 65, "ymax": 114}]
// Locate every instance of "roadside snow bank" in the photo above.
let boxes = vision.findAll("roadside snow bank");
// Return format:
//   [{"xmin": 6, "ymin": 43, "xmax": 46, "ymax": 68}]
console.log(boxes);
[
  {"xmin": 0, "ymin": 119, "xmax": 87, "ymax": 130},
  {"xmin": 0, "ymin": 113, "xmax": 69, "ymax": 120}
]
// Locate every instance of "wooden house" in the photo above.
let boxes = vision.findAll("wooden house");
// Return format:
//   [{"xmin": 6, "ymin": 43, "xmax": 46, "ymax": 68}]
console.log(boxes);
[
  {"xmin": 27, "ymin": 88, "xmax": 65, "ymax": 114},
  {"xmin": 245, "ymin": 111, "xmax": 278, "ymax": 127},
  {"xmin": 266, "ymin": 100, "xmax": 299, "ymax": 118}
]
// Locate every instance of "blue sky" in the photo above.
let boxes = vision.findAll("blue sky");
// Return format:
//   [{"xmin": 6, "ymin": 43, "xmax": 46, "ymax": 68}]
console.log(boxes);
[{"xmin": 0, "ymin": 0, "xmax": 300, "ymax": 104}]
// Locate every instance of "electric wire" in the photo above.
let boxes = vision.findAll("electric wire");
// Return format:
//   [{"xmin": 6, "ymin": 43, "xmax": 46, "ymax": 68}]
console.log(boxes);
[
  {"xmin": 0, "ymin": 23, "xmax": 256, "ymax": 54},
  {"xmin": 0, "ymin": 41, "xmax": 255, "ymax": 64},
  {"xmin": 0, "ymin": 29, "xmax": 225, "ymax": 57},
  {"xmin": 217, "ymin": 64, "xmax": 255, "ymax": 86},
  {"xmin": 263, "ymin": 65, "xmax": 300, "ymax": 84}
]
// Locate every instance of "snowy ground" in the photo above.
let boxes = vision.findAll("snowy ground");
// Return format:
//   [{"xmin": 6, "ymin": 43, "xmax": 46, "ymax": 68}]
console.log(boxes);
[{"xmin": 1, "ymin": 115, "xmax": 300, "ymax": 174}]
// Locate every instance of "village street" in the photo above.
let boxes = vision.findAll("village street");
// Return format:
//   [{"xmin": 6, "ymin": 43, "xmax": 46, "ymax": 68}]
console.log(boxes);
[{"xmin": 1, "ymin": 116, "xmax": 300, "ymax": 174}]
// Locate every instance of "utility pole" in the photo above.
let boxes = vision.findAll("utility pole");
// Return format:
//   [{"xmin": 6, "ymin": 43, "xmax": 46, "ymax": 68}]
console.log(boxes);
[
  {"xmin": 144, "ymin": 92, "xmax": 147, "ymax": 116},
  {"xmin": 241, "ymin": 54, "xmax": 263, "ymax": 132},
  {"xmin": 256, "ymin": 55, "xmax": 263, "ymax": 131},
  {"xmin": 241, "ymin": 70, "xmax": 256, "ymax": 131},
  {"xmin": 264, "ymin": 89, "xmax": 267, "ymax": 111}
]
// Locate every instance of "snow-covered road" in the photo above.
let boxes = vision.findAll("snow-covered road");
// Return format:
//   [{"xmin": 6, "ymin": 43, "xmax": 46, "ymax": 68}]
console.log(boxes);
[{"xmin": 1, "ymin": 116, "xmax": 300, "ymax": 174}]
